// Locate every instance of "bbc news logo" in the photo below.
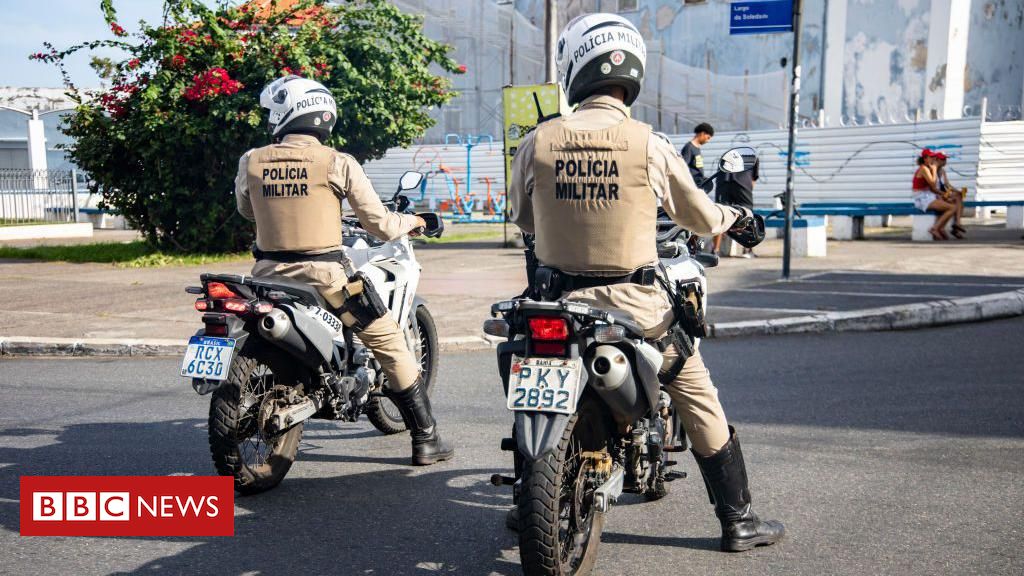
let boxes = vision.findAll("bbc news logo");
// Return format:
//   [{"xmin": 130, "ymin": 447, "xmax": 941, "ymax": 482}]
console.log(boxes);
[{"xmin": 20, "ymin": 476, "xmax": 234, "ymax": 536}]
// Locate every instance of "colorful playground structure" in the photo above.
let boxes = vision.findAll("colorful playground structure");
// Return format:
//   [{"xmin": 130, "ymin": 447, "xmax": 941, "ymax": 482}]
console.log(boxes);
[{"xmin": 410, "ymin": 134, "xmax": 507, "ymax": 224}]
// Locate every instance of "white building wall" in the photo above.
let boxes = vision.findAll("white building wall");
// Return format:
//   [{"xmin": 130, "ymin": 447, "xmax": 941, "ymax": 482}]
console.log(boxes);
[{"xmin": 364, "ymin": 118, "xmax": 1020, "ymax": 209}]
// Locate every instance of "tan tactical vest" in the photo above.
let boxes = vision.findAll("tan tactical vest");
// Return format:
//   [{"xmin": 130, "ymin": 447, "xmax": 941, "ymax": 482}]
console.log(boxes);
[
  {"xmin": 531, "ymin": 116, "xmax": 656, "ymax": 275},
  {"xmin": 246, "ymin": 143, "xmax": 342, "ymax": 252}
]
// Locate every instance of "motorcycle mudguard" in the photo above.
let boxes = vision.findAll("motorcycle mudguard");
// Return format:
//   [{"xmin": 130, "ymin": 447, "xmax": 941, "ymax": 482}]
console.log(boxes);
[
  {"xmin": 409, "ymin": 296, "xmax": 427, "ymax": 324},
  {"xmin": 515, "ymin": 410, "xmax": 572, "ymax": 461}
]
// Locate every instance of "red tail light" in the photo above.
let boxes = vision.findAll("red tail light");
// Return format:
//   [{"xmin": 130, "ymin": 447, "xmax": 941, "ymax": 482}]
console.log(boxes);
[
  {"xmin": 194, "ymin": 298, "xmax": 209, "ymax": 311},
  {"xmin": 528, "ymin": 317, "xmax": 569, "ymax": 341},
  {"xmin": 207, "ymin": 282, "xmax": 238, "ymax": 299}
]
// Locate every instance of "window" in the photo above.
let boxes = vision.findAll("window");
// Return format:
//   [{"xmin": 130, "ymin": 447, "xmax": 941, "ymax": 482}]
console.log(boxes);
[{"xmin": 618, "ymin": 0, "xmax": 639, "ymax": 11}]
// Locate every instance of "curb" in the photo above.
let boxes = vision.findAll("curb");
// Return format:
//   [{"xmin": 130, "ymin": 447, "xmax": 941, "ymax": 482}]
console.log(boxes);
[
  {"xmin": 0, "ymin": 337, "xmax": 186, "ymax": 358},
  {"xmin": 2, "ymin": 289, "xmax": 1023, "ymax": 357},
  {"xmin": 708, "ymin": 288, "xmax": 1024, "ymax": 338}
]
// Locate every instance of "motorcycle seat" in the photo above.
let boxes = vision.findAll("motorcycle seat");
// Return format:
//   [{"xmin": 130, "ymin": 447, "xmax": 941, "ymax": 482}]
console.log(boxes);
[{"xmin": 249, "ymin": 276, "xmax": 328, "ymax": 308}]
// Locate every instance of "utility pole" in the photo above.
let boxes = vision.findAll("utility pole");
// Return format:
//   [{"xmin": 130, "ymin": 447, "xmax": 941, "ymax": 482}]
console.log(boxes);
[
  {"xmin": 510, "ymin": 7, "xmax": 515, "ymax": 85},
  {"xmin": 544, "ymin": 0, "xmax": 557, "ymax": 83},
  {"xmin": 782, "ymin": 0, "xmax": 803, "ymax": 280}
]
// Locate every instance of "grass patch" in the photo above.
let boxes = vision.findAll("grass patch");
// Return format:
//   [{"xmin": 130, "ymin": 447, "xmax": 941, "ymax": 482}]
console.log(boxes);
[
  {"xmin": 420, "ymin": 230, "xmax": 506, "ymax": 244},
  {"xmin": 0, "ymin": 241, "xmax": 247, "ymax": 268},
  {"xmin": 0, "ymin": 219, "xmax": 50, "ymax": 227}
]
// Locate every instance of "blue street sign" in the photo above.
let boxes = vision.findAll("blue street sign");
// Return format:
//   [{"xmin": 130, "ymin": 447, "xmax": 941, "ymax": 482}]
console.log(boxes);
[{"xmin": 730, "ymin": 0, "xmax": 794, "ymax": 35}]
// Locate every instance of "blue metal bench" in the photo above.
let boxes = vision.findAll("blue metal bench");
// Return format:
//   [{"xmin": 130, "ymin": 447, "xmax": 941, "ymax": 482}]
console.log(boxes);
[{"xmin": 758, "ymin": 200, "xmax": 1024, "ymax": 241}]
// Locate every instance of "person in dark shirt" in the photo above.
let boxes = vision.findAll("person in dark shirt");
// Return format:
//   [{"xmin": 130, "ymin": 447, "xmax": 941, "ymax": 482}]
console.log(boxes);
[
  {"xmin": 680, "ymin": 123, "xmax": 714, "ymax": 189},
  {"xmin": 716, "ymin": 155, "xmax": 760, "ymax": 257}
]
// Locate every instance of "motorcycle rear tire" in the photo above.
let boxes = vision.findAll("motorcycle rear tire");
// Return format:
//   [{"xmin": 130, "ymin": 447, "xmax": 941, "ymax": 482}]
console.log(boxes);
[
  {"xmin": 208, "ymin": 352, "xmax": 303, "ymax": 495},
  {"xmin": 366, "ymin": 304, "xmax": 439, "ymax": 435},
  {"xmin": 518, "ymin": 398, "xmax": 609, "ymax": 576}
]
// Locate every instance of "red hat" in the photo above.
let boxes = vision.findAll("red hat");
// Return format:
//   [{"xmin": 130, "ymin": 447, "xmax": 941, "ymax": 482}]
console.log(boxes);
[
  {"xmin": 934, "ymin": 151, "xmax": 948, "ymax": 160},
  {"xmin": 920, "ymin": 148, "xmax": 936, "ymax": 157}
]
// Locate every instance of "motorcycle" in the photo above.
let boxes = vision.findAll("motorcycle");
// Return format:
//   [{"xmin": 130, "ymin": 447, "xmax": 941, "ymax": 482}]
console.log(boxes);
[
  {"xmin": 179, "ymin": 171, "xmax": 444, "ymax": 494},
  {"xmin": 485, "ymin": 147, "xmax": 761, "ymax": 575}
]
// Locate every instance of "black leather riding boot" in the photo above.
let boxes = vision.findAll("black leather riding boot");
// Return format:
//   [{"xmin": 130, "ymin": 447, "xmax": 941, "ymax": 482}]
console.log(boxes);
[
  {"xmin": 693, "ymin": 426, "xmax": 785, "ymax": 552},
  {"xmin": 388, "ymin": 379, "xmax": 455, "ymax": 466}
]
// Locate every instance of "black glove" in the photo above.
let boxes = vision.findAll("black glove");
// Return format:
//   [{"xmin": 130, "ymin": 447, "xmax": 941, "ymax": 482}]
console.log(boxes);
[{"xmin": 727, "ymin": 208, "xmax": 765, "ymax": 248}]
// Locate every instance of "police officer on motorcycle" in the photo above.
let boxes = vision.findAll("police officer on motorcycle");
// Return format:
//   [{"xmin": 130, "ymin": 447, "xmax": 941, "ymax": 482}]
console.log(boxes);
[
  {"xmin": 508, "ymin": 15, "xmax": 784, "ymax": 552},
  {"xmin": 235, "ymin": 75, "xmax": 454, "ymax": 466}
]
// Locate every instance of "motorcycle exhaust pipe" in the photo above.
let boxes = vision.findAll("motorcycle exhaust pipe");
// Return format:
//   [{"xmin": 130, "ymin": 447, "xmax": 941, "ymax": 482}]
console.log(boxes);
[
  {"xmin": 590, "ymin": 345, "xmax": 647, "ymax": 426},
  {"xmin": 258, "ymin": 308, "xmax": 319, "ymax": 368}
]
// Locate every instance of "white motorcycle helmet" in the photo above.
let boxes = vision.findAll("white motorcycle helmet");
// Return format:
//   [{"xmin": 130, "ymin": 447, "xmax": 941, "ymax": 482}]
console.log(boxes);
[
  {"xmin": 259, "ymin": 75, "xmax": 337, "ymax": 141},
  {"xmin": 556, "ymin": 13, "xmax": 647, "ymax": 106}
]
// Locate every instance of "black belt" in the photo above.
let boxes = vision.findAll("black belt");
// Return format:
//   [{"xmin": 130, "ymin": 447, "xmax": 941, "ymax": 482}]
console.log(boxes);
[
  {"xmin": 560, "ymin": 266, "xmax": 657, "ymax": 290},
  {"xmin": 253, "ymin": 247, "xmax": 343, "ymax": 263}
]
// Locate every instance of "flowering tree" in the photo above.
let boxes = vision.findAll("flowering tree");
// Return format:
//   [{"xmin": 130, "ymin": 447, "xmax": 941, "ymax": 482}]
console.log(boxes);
[{"xmin": 34, "ymin": 0, "xmax": 463, "ymax": 252}]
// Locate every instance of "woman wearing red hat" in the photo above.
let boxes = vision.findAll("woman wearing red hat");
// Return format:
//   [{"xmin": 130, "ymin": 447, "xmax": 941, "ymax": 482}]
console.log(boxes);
[{"xmin": 912, "ymin": 149, "xmax": 959, "ymax": 240}]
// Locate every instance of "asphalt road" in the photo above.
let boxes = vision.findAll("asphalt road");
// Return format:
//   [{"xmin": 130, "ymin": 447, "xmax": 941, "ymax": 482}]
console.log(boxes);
[
  {"xmin": 708, "ymin": 271, "xmax": 1024, "ymax": 323},
  {"xmin": 1, "ymin": 318, "xmax": 1023, "ymax": 575}
]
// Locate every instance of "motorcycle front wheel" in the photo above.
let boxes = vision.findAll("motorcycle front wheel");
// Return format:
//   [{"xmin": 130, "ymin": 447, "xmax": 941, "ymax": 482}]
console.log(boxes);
[
  {"xmin": 518, "ymin": 397, "xmax": 610, "ymax": 576},
  {"xmin": 208, "ymin": 351, "xmax": 303, "ymax": 495},
  {"xmin": 366, "ymin": 305, "xmax": 439, "ymax": 434}
]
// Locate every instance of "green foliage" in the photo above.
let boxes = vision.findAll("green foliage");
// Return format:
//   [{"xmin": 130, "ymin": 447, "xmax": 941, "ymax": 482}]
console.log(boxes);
[
  {"xmin": 34, "ymin": 0, "xmax": 463, "ymax": 252},
  {"xmin": 0, "ymin": 240, "xmax": 247, "ymax": 267}
]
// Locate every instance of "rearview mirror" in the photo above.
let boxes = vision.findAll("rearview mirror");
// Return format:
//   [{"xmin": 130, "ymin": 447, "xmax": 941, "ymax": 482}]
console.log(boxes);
[
  {"xmin": 398, "ymin": 171, "xmax": 424, "ymax": 192},
  {"xmin": 719, "ymin": 147, "xmax": 758, "ymax": 174}
]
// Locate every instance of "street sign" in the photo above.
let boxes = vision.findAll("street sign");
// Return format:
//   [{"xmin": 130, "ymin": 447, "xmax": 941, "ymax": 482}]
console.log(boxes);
[{"xmin": 730, "ymin": 0, "xmax": 793, "ymax": 35}]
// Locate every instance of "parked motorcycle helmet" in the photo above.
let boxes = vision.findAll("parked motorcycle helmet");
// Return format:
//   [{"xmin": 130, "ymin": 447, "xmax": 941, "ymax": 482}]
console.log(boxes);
[
  {"xmin": 556, "ymin": 13, "xmax": 647, "ymax": 106},
  {"xmin": 260, "ymin": 75, "xmax": 337, "ymax": 141}
]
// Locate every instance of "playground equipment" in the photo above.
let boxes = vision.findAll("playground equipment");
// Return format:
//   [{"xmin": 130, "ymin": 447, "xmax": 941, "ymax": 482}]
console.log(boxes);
[{"xmin": 437, "ymin": 133, "xmax": 505, "ymax": 224}]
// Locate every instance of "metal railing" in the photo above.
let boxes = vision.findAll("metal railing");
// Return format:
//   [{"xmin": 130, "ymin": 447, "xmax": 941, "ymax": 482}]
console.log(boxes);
[{"xmin": 0, "ymin": 169, "xmax": 79, "ymax": 225}]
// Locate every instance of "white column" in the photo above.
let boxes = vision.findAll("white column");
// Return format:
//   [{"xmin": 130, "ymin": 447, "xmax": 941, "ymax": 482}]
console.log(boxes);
[
  {"xmin": 923, "ymin": 0, "xmax": 971, "ymax": 120},
  {"xmin": 821, "ymin": 0, "xmax": 848, "ymax": 126},
  {"xmin": 27, "ymin": 110, "xmax": 48, "ymax": 190},
  {"xmin": 27, "ymin": 110, "xmax": 47, "ymax": 171}
]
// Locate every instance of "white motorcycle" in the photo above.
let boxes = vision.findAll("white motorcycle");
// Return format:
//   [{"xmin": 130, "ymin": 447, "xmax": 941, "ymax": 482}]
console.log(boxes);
[
  {"xmin": 179, "ymin": 171, "xmax": 442, "ymax": 494},
  {"xmin": 485, "ymin": 147, "xmax": 762, "ymax": 575}
]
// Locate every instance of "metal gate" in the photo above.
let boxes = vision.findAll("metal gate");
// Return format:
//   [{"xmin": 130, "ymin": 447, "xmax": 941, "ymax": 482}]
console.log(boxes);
[{"xmin": 0, "ymin": 169, "xmax": 78, "ymax": 225}]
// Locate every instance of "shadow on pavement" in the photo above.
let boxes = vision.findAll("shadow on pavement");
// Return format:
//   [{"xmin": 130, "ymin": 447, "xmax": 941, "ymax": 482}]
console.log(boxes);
[
  {"xmin": 601, "ymin": 532, "xmax": 719, "ymax": 552},
  {"xmin": 702, "ymin": 316, "xmax": 1024, "ymax": 439},
  {"xmin": 0, "ymin": 420, "xmax": 521, "ymax": 576}
]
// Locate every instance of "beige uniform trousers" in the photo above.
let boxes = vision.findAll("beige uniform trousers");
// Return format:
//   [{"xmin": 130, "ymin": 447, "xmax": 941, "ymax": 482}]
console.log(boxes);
[
  {"xmin": 250, "ymin": 259, "xmax": 420, "ymax": 391},
  {"xmin": 564, "ymin": 283, "xmax": 729, "ymax": 456}
]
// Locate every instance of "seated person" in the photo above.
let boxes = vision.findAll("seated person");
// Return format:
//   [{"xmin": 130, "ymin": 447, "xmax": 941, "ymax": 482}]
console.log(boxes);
[
  {"xmin": 935, "ymin": 152, "xmax": 966, "ymax": 238},
  {"xmin": 912, "ymin": 149, "xmax": 959, "ymax": 240}
]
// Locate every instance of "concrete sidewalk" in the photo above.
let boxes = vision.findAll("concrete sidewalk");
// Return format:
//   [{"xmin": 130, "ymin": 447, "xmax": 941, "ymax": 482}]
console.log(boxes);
[{"xmin": 0, "ymin": 218, "xmax": 1022, "ymax": 351}]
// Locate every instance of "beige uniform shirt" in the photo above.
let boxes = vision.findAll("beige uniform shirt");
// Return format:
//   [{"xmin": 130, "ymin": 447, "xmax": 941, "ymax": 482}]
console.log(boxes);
[
  {"xmin": 509, "ymin": 94, "xmax": 742, "ymax": 237},
  {"xmin": 236, "ymin": 134, "xmax": 420, "ymax": 251}
]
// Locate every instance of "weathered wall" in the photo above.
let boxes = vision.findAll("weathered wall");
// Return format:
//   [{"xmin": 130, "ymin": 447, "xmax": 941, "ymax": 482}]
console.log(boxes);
[
  {"xmin": 507, "ymin": 0, "xmax": 1024, "ymax": 129},
  {"xmin": 842, "ymin": 0, "xmax": 931, "ymax": 123},
  {"xmin": 964, "ymin": 0, "xmax": 1024, "ymax": 119}
]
